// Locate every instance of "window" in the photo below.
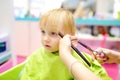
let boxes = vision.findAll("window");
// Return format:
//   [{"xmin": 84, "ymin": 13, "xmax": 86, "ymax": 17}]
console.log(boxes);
[{"xmin": 14, "ymin": 0, "xmax": 64, "ymax": 19}]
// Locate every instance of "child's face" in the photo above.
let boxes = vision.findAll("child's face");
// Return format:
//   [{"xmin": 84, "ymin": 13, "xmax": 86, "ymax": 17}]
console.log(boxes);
[
  {"xmin": 40, "ymin": 26, "xmax": 60, "ymax": 53},
  {"xmin": 39, "ymin": 8, "xmax": 76, "ymax": 53}
]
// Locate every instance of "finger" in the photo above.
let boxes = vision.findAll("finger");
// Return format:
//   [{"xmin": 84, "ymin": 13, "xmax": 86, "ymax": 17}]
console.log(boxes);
[
  {"xmin": 95, "ymin": 47, "xmax": 103, "ymax": 52},
  {"xmin": 91, "ymin": 51, "xmax": 100, "ymax": 61},
  {"xmin": 91, "ymin": 53, "xmax": 96, "ymax": 61},
  {"xmin": 97, "ymin": 53, "xmax": 105, "ymax": 58},
  {"xmin": 94, "ymin": 50, "xmax": 107, "ymax": 60},
  {"xmin": 102, "ymin": 57, "xmax": 109, "ymax": 62},
  {"xmin": 96, "ymin": 55, "xmax": 109, "ymax": 64},
  {"xmin": 96, "ymin": 57, "xmax": 104, "ymax": 64},
  {"xmin": 70, "ymin": 36, "xmax": 78, "ymax": 47},
  {"xmin": 70, "ymin": 36, "xmax": 78, "ymax": 40}
]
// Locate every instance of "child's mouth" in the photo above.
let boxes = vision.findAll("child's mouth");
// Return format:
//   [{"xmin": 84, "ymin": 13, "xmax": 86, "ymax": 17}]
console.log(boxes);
[{"xmin": 44, "ymin": 45, "xmax": 50, "ymax": 48}]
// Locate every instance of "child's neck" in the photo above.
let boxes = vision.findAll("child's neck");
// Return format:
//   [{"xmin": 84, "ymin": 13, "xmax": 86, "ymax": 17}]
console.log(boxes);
[{"xmin": 52, "ymin": 51, "xmax": 59, "ymax": 54}]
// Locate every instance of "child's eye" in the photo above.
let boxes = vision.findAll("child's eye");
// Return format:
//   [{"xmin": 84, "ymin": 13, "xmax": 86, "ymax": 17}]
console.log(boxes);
[
  {"xmin": 50, "ymin": 32, "xmax": 57, "ymax": 36},
  {"xmin": 41, "ymin": 30, "xmax": 45, "ymax": 34}
]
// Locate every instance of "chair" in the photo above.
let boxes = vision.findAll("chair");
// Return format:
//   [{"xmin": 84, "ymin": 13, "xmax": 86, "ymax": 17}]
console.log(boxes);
[{"xmin": 0, "ymin": 62, "xmax": 25, "ymax": 80}]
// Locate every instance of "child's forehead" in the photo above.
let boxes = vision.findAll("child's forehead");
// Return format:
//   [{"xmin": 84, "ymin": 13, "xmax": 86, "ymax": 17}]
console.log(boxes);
[
  {"xmin": 40, "ymin": 18, "xmax": 63, "ymax": 30},
  {"xmin": 40, "ymin": 24, "xmax": 61, "ymax": 32}
]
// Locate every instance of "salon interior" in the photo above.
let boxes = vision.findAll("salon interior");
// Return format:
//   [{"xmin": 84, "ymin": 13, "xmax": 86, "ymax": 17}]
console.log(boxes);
[{"xmin": 0, "ymin": 0, "xmax": 120, "ymax": 80}]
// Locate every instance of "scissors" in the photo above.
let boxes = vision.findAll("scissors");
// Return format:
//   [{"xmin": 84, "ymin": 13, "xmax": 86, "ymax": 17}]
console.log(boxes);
[{"xmin": 78, "ymin": 40, "xmax": 106, "ymax": 59}]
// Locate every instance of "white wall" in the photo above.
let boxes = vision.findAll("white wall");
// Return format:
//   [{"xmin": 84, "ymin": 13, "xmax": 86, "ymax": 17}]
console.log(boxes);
[
  {"xmin": 0, "ymin": 0, "xmax": 14, "ymax": 34},
  {"xmin": 0, "ymin": 0, "xmax": 17, "ymax": 65},
  {"xmin": 0, "ymin": 0, "xmax": 14, "ymax": 52},
  {"xmin": 96, "ymin": 0, "xmax": 114, "ymax": 18},
  {"xmin": 13, "ymin": 21, "xmax": 42, "ymax": 57},
  {"xmin": 0, "ymin": 0, "xmax": 41, "ymax": 57}
]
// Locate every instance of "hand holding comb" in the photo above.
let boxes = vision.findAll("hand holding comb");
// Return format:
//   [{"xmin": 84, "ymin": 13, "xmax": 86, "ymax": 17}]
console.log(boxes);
[{"xmin": 58, "ymin": 32, "xmax": 91, "ymax": 67}]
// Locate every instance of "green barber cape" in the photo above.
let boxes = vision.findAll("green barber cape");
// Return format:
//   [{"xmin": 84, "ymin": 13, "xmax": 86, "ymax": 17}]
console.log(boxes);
[{"xmin": 20, "ymin": 47, "xmax": 111, "ymax": 80}]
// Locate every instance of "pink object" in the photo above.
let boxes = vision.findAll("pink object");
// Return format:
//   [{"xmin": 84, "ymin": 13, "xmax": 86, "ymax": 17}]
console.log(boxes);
[
  {"xmin": 77, "ymin": 39, "xmax": 119, "ymax": 80},
  {"xmin": 102, "ymin": 63, "xmax": 119, "ymax": 80},
  {"xmin": 100, "ymin": 34, "xmax": 108, "ymax": 48},
  {"xmin": 0, "ymin": 56, "xmax": 26, "ymax": 73}
]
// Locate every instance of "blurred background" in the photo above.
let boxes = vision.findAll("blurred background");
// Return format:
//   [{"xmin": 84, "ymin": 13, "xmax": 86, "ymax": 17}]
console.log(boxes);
[{"xmin": 0, "ymin": 0, "xmax": 120, "ymax": 80}]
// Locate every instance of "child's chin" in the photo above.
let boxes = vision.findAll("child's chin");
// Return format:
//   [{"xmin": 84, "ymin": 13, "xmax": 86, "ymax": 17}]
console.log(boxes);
[
  {"xmin": 44, "ymin": 48, "xmax": 53, "ymax": 53},
  {"xmin": 44, "ymin": 47, "xmax": 58, "ymax": 53},
  {"xmin": 46, "ymin": 49, "xmax": 58, "ymax": 54}
]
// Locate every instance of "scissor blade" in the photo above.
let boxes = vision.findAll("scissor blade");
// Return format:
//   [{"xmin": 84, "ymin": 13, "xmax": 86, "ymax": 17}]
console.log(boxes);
[{"xmin": 78, "ymin": 41, "xmax": 94, "ymax": 52}]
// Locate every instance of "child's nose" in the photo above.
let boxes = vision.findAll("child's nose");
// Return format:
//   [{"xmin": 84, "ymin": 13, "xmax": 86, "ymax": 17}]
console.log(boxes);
[{"xmin": 44, "ymin": 35, "xmax": 49, "ymax": 41}]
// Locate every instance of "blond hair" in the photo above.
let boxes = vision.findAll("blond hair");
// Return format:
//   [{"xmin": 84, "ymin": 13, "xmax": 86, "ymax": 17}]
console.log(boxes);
[{"xmin": 40, "ymin": 8, "xmax": 76, "ymax": 35}]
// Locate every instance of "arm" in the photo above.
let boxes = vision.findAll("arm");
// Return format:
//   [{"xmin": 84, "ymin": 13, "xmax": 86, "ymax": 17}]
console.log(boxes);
[
  {"xmin": 94, "ymin": 47, "xmax": 120, "ymax": 64},
  {"xmin": 59, "ymin": 35, "xmax": 101, "ymax": 80}
]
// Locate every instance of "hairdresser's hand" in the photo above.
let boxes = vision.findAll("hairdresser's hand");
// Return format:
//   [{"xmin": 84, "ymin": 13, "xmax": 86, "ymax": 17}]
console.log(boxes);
[
  {"xmin": 59, "ymin": 35, "xmax": 71, "ymax": 55},
  {"xmin": 93, "ymin": 47, "xmax": 120, "ymax": 64},
  {"xmin": 59, "ymin": 35, "xmax": 78, "ymax": 56}
]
